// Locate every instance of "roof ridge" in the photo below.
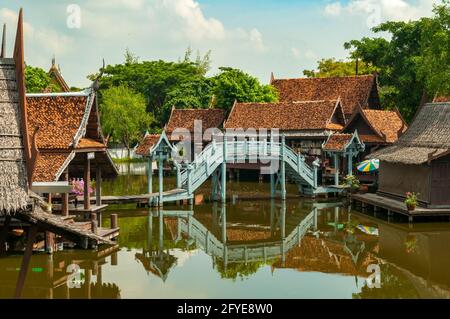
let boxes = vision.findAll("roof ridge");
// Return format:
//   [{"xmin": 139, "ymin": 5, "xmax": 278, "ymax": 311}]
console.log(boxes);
[{"xmin": 273, "ymin": 74, "xmax": 374, "ymax": 82}]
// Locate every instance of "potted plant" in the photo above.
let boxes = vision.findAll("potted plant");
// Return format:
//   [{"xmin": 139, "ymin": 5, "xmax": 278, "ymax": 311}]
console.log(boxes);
[
  {"xmin": 343, "ymin": 175, "xmax": 360, "ymax": 193},
  {"xmin": 405, "ymin": 192, "xmax": 419, "ymax": 211}
]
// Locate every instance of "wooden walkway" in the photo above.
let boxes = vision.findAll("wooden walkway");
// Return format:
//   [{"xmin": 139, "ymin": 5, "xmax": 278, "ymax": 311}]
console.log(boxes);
[
  {"xmin": 14, "ymin": 207, "xmax": 118, "ymax": 249},
  {"xmin": 351, "ymin": 193, "xmax": 450, "ymax": 220},
  {"xmin": 78, "ymin": 189, "xmax": 189, "ymax": 205}
]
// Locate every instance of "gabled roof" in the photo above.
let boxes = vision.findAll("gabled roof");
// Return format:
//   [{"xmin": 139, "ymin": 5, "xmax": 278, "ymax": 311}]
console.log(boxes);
[
  {"xmin": 322, "ymin": 131, "xmax": 365, "ymax": 153},
  {"xmin": 224, "ymin": 100, "xmax": 346, "ymax": 131},
  {"xmin": 26, "ymin": 89, "xmax": 118, "ymax": 182},
  {"xmin": 370, "ymin": 102, "xmax": 450, "ymax": 164},
  {"xmin": 344, "ymin": 105, "xmax": 407, "ymax": 144},
  {"xmin": 135, "ymin": 131, "xmax": 174, "ymax": 157},
  {"xmin": 47, "ymin": 57, "xmax": 70, "ymax": 92},
  {"xmin": 27, "ymin": 90, "xmax": 98, "ymax": 149},
  {"xmin": 271, "ymin": 74, "xmax": 378, "ymax": 116},
  {"xmin": 165, "ymin": 107, "xmax": 226, "ymax": 136}
]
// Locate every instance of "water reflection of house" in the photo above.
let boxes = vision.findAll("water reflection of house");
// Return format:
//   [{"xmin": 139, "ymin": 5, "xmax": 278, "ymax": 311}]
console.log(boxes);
[
  {"xmin": 0, "ymin": 245, "xmax": 121, "ymax": 299},
  {"xmin": 135, "ymin": 250, "xmax": 177, "ymax": 282}
]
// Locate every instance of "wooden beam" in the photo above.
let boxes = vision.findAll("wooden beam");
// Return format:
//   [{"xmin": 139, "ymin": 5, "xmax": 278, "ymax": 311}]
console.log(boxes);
[
  {"xmin": 84, "ymin": 155, "xmax": 91, "ymax": 210},
  {"xmin": 15, "ymin": 225, "xmax": 38, "ymax": 299}
]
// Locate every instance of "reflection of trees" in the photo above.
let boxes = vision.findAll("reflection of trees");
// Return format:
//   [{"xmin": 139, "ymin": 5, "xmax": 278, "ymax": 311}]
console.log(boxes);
[
  {"xmin": 353, "ymin": 264, "xmax": 419, "ymax": 299},
  {"xmin": 214, "ymin": 259, "xmax": 270, "ymax": 281}
]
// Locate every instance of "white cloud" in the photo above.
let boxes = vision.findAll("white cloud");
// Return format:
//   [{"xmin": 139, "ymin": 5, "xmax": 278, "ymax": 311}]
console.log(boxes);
[
  {"xmin": 0, "ymin": 8, "xmax": 73, "ymax": 59},
  {"xmin": 324, "ymin": 0, "xmax": 439, "ymax": 23},
  {"xmin": 249, "ymin": 28, "xmax": 266, "ymax": 52},
  {"xmin": 291, "ymin": 47, "xmax": 301, "ymax": 59},
  {"xmin": 152, "ymin": 0, "xmax": 225, "ymax": 42},
  {"xmin": 324, "ymin": 2, "xmax": 343, "ymax": 17}
]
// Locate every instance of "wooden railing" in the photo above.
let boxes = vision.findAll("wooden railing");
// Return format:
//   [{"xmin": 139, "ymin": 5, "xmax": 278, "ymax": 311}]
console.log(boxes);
[{"xmin": 177, "ymin": 139, "xmax": 317, "ymax": 195}]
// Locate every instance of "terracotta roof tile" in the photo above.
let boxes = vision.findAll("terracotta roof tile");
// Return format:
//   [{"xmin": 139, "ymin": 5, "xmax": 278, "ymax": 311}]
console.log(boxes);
[
  {"xmin": 166, "ymin": 108, "xmax": 226, "ymax": 136},
  {"xmin": 224, "ymin": 100, "xmax": 344, "ymax": 131},
  {"xmin": 76, "ymin": 137, "xmax": 106, "ymax": 149},
  {"xmin": 433, "ymin": 95, "xmax": 450, "ymax": 103},
  {"xmin": 362, "ymin": 110, "xmax": 406, "ymax": 143},
  {"xmin": 27, "ymin": 95, "xmax": 89, "ymax": 149},
  {"xmin": 359, "ymin": 134, "xmax": 386, "ymax": 144},
  {"xmin": 33, "ymin": 152, "xmax": 72, "ymax": 182},
  {"xmin": 135, "ymin": 134, "xmax": 161, "ymax": 156},
  {"xmin": 272, "ymin": 75, "xmax": 377, "ymax": 115},
  {"xmin": 323, "ymin": 133, "xmax": 353, "ymax": 151}
]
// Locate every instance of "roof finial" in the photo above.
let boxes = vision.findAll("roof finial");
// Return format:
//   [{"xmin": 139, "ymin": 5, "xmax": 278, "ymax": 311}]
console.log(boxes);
[
  {"xmin": 1, "ymin": 24, "xmax": 6, "ymax": 59},
  {"xmin": 270, "ymin": 72, "xmax": 275, "ymax": 84},
  {"xmin": 52, "ymin": 54, "xmax": 56, "ymax": 66}
]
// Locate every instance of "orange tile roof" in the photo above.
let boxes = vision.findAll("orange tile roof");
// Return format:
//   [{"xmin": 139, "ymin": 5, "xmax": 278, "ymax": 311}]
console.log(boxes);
[
  {"xmin": 362, "ymin": 109, "xmax": 406, "ymax": 143},
  {"xmin": 135, "ymin": 134, "xmax": 161, "ymax": 156},
  {"xmin": 27, "ymin": 95, "xmax": 89, "ymax": 149},
  {"xmin": 272, "ymin": 75, "xmax": 377, "ymax": 116},
  {"xmin": 433, "ymin": 95, "xmax": 450, "ymax": 103},
  {"xmin": 33, "ymin": 152, "xmax": 72, "ymax": 182},
  {"xmin": 224, "ymin": 100, "xmax": 345, "ymax": 131},
  {"xmin": 323, "ymin": 133, "xmax": 353, "ymax": 151},
  {"xmin": 166, "ymin": 108, "xmax": 226, "ymax": 135},
  {"xmin": 76, "ymin": 137, "xmax": 106, "ymax": 149},
  {"xmin": 359, "ymin": 134, "xmax": 385, "ymax": 144}
]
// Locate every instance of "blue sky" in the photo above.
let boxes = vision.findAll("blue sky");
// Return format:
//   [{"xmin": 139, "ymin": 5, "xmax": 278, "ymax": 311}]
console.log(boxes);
[{"xmin": 0, "ymin": 0, "xmax": 441, "ymax": 87}]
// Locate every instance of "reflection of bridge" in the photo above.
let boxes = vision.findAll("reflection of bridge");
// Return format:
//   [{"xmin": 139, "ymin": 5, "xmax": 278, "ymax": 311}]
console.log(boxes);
[
  {"xmin": 178, "ymin": 206, "xmax": 316, "ymax": 266},
  {"xmin": 135, "ymin": 202, "xmax": 319, "ymax": 279}
]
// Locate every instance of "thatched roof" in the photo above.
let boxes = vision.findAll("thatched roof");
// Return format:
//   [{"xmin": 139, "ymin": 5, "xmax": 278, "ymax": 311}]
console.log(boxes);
[
  {"xmin": 370, "ymin": 102, "xmax": 450, "ymax": 164},
  {"xmin": 0, "ymin": 59, "xmax": 29, "ymax": 215}
]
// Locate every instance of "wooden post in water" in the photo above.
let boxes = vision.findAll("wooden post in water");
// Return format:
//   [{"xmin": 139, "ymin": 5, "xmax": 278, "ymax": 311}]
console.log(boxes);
[
  {"xmin": 84, "ymin": 154, "xmax": 91, "ymax": 210},
  {"xmin": 110, "ymin": 214, "xmax": 118, "ymax": 229},
  {"xmin": 15, "ymin": 225, "xmax": 38, "ymax": 299}
]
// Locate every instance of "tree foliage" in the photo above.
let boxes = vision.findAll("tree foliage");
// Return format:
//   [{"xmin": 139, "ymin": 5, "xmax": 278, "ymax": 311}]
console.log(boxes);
[
  {"xmin": 25, "ymin": 65, "xmax": 52, "ymax": 93},
  {"xmin": 100, "ymin": 85, "xmax": 153, "ymax": 153},
  {"xmin": 343, "ymin": 1, "xmax": 450, "ymax": 121},
  {"xmin": 303, "ymin": 58, "xmax": 378, "ymax": 78},
  {"xmin": 211, "ymin": 67, "xmax": 278, "ymax": 111},
  {"xmin": 93, "ymin": 49, "xmax": 277, "ymax": 129}
]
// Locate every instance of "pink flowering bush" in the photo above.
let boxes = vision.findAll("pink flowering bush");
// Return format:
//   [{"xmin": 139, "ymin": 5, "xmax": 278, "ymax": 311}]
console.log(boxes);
[{"xmin": 71, "ymin": 179, "xmax": 94, "ymax": 196}]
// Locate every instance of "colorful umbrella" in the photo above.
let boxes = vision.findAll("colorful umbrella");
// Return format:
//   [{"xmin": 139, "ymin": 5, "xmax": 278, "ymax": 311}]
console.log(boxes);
[{"xmin": 357, "ymin": 159, "xmax": 379, "ymax": 172}]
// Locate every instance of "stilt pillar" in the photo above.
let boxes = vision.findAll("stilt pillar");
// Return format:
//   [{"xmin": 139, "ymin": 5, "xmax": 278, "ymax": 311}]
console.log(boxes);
[
  {"xmin": 347, "ymin": 150, "xmax": 353, "ymax": 177},
  {"xmin": 96, "ymin": 166, "xmax": 102, "ymax": 206},
  {"xmin": 158, "ymin": 153, "xmax": 164, "ymax": 207},
  {"xmin": 280, "ymin": 135, "xmax": 286, "ymax": 200},
  {"xmin": 62, "ymin": 169, "xmax": 69, "ymax": 217},
  {"xmin": 221, "ymin": 133, "xmax": 227, "ymax": 202},
  {"xmin": 84, "ymin": 154, "xmax": 91, "ymax": 210},
  {"xmin": 15, "ymin": 225, "xmax": 38, "ymax": 299},
  {"xmin": 334, "ymin": 153, "xmax": 340, "ymax": 186}
]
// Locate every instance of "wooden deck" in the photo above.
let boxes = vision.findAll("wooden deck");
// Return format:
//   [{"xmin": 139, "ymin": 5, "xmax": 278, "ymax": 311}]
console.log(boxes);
[
  {"xmin": 351, "ymin": 193, "xmax": 450, "ymax": 220},
  {"xmin": 78, "ymin": 189, "xmax": 189, "ymax": 205}
]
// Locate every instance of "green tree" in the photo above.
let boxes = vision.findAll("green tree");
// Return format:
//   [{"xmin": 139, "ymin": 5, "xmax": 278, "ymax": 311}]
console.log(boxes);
[
  {"xmin": 25, "ymin": 65, "xmax": 52, "ymax": 93},
  {"xmin": 303, "ymin": 58, "xmax": 378, "ymax": 78},
  {"xmin": 211, "ymin": 67, "xmax": 278, "ymax": 112},
  {"xmin": 344, "ymin": 1, "xmax": 450, "ymax": 121},
  {"xmin": 100, "ymin": 86, "xmax": 153, "ymax": 157}
]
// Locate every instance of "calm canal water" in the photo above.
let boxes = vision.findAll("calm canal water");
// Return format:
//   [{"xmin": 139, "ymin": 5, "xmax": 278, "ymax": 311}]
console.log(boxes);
[{"xmin": 1, "ymin": 164, "xmax": 450, "ymax": 299}]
